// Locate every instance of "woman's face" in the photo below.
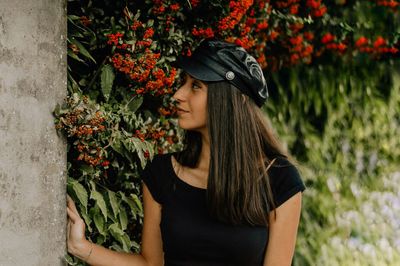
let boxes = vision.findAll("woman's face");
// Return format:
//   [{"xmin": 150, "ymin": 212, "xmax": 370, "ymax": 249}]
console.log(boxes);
[{"xmin": 173, "ymin": 73, "xmax": 208, "ymax": 133}]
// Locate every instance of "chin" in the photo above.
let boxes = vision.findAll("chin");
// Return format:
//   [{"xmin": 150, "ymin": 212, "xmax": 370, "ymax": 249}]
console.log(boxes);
[{"xmin": 177, "ymin": 121, "xmax": 206, "ymax": 133}]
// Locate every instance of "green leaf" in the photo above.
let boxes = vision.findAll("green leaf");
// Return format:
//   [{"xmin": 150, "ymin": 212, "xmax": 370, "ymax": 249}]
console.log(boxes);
[
  {"xmin": 110, "ymin": 16, "xmax": 116, "ymax": 32},
  {"xmin": 131, "ymin": 193, "xmax": 143, "ymax": 214},
  {"xmin": 70, "ymin": 37, "xmax": 96, "ymax": 63},
  {"xmin": 90, "ymin": 190, "xmax": 108, "ymax": 221},
  {"xmin": 120, "ymin": 192, "xmax": 137, "ymax": 219},
  {"xmin": 129, "ymin": 137, "xmax": 152, "ymax": 169},
  {"xmin": 100, "ymin": 64, "xmax": 115, "ymax": 102},
  {"xmin": 68, "ymin": 15, "xmax": 81, "ymax": 21},
  {"xmin": 126, "ymin": 96, "xmax": 143, "ymax": 113},
  {"xmin": 67, "ymin": 72, "xmax": 81, "ymax": 93},
  {"xmin": 96, "ymin": 235, "xmax": 106, "ymax": 245},
  {"xmin": 54, "ymin": 104, "xmax": 61, "ymax": 117},
  {"xmin": 108, "ymin": 223, "xmax": 124, "ymax": 236},
  {"xmin": 107, "ymin": 189, "xmax": 120, "ymax": 217},
  {"xmin": 68, "ymin": 50, "xmax": 85, "ymax": 63},
  {"xmin": 93, "ymin": 211, "xmax": 106, "ymax": 236},
  {"xmin": 111, "ymin": 141, "xmax": 123, "ymax": 155},
  {"xmin": 134, "ymin": 11, "xmax": 140, "ymax": 20},
  {"xmin": 131, "ymin": 241, "xmax": 140, "ymax": 253},
  {"xmin": 110, "ymin": 243, "xmax": 124, "ymax": 252},
  {"xmin": 119, "ymin": 206, "xmax": 128, "ymax": 231},
  {"xmin": 80, "ymin": 209, "xmax": 92, "ymax": 232},
  {"xmin": 80, "ymin": 164, "xmax": 95, "ymax": 175},
  {"xmin": 110, "ymin": 134, "xmax": 124, "ymax": 155},
  {"xmin": 64, "ymin": 254, "xmax": 78, "ymax": 265},
  {"xmin": 109, "ymin": 223, "xmax": 131, "ymax": 252},
  {"xmin": 120, "ymin": 233, "xmax": 132, "ymax": 252},
  {"xmin": 68, "ymin": 180, "xmax": 88, "ymax": 213}
]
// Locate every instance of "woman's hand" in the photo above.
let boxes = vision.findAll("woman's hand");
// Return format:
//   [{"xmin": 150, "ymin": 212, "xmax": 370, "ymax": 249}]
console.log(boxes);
[
  {"xmin": 66, "ymin": 192, "xmax": 157, "ymax": 266},
  {"xmin": 67, "ymin": 195, "xmax": 92, "ymax": 260}
]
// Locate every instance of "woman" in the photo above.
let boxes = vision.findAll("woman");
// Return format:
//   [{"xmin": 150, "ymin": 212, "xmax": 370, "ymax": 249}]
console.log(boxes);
[{"xmin": 67, "ymin": 39, "xmax": 306, "ymax": 266}]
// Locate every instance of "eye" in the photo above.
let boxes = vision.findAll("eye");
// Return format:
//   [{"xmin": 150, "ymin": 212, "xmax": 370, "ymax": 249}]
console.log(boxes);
[{"xmin": 192, "ymin": 81, "xmax": 201, "ymax": 90}]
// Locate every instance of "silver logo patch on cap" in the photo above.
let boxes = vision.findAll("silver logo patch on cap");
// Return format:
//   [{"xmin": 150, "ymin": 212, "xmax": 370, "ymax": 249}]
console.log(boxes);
[{"xmin": 225, "ymin": 71, "xmax": 235, "ymax": 80}]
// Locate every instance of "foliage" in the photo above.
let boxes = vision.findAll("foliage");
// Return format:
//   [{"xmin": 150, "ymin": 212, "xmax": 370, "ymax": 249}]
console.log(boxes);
[
  {"xmin": 57, "ymin": 0, "xmax": 399, "ymax": 265},
  {"xmin": 280, "ymin": 63, "xmax": 400, "ymax": 266}
]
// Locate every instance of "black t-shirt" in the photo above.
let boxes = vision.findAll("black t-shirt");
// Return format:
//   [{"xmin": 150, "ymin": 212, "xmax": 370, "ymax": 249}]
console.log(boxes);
[{"xmin": 141, "ymin": 152, "xmax": 306, "ymax": 266}]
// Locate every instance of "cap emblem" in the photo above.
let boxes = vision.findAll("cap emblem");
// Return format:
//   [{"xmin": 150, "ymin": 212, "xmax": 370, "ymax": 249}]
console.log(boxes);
[{"xmin": 225, "ymin": 71, "xmax": 235, "ymax": 80}]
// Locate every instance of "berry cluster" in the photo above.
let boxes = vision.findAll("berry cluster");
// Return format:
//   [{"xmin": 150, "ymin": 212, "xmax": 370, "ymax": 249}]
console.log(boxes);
[
  {"xmin": 55, "ymin": 95, "xmax": 110, "ymax": 168},
  {"xmin": 355, "ymin": 36, "xmax": 399, "ymax": 56},
  {"xmin": 376, "ymin": 0, "xmax": 399, "ymax": 9},
  {"xmin": 106, "ymin": 13, "xmax": 178, "ymax": 97}
]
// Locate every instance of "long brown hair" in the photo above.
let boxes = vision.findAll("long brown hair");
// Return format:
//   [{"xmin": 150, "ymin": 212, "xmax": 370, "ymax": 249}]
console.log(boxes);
[{"xmin": 175, "ymin": 81, "xmax": 288, "ymax": 226}]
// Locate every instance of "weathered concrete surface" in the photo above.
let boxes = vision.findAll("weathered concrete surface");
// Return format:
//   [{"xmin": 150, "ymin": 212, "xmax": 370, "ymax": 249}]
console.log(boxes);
[{"xmin": 0, "ymin": 0, "xmax": 67, "ymax": 265}]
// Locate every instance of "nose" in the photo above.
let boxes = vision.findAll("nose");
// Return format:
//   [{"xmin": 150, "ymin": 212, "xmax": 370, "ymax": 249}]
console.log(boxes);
[{"xmin": 172, "ymin": 83, "xmax": 187, "ymax": 102}]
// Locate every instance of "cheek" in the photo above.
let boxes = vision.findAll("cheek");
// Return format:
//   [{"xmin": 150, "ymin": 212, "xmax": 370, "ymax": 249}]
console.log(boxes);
[
  {"xmin": 180, "ymin": 110, "xmax": 207, "ymax": 127},
  {"xmin": 177, "ymin": 102, "xmax": 207, "ymax": 130},
  {"xmin": 195, "ymin": 99, "xmax": 208, "ymax": 122}
]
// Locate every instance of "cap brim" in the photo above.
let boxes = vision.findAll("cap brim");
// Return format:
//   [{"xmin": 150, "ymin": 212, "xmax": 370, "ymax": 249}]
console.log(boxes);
[{"xmin": 175, "ymin": 56, "xmax": 224, "ymax": 82}]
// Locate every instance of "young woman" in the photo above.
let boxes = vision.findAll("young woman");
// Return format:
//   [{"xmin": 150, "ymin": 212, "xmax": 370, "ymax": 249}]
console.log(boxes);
[{"xmin": 67, "ymin": 39, "xmax": 306, "ymax": 266}]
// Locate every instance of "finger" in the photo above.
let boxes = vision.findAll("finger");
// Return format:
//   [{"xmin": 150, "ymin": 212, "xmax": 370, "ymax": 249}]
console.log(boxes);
[
  {"xmin": 67, "ymin": 196, "xmax": 80, "ymax": 214},
  {"xmin": 66, "ymin": 194, "xmax": 74, "ymax": 207},
  {"xmin": 67, "ymin": 220, "xmax": 71, "ymax": 240},
  {"xmin": 67, "ymin": 206, "xmax": 80, "ymax": 222},
  {"xmin": 66, "ymin": 194, "xmax": 76, "ymax": 207},
  {"xmin": 67, "ymin": 194, "xmax": 72, "ymax": 202},
  {"xmin": 67, "ymin": 206, "xmax": 81, "ymax": 223}
]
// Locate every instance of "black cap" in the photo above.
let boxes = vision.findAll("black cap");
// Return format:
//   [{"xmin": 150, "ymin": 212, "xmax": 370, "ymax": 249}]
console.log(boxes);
[{"xmin": 175, "ymin": 40, "xmax": 269, "ymax": 107}]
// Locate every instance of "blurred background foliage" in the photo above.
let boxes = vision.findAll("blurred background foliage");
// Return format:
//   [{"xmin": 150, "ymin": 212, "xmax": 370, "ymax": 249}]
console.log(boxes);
[
  {"xmin": 57, "ymin": 0, "xmax": 399, "ymax": 265},
  {"xmin": 273, "ymin": 63, "xmax": 400, "ymax": 265}
]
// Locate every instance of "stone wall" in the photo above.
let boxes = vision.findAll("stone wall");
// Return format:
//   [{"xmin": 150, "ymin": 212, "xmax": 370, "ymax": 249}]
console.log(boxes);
[{"xmin": 0, "ymin": 0, "xmax": 67, "ymax": 265}]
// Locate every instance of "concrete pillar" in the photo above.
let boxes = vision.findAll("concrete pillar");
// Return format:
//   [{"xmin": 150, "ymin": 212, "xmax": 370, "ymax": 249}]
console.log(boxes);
[{"xmin": 0, "ymin": 0, "xmax": 66, "ymax": 265}]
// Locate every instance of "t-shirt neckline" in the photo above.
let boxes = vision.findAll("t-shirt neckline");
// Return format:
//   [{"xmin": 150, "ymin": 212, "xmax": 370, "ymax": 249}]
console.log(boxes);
[{"xmin": 169, "ymin": 153, "xmax": 207, "ymax": 191}]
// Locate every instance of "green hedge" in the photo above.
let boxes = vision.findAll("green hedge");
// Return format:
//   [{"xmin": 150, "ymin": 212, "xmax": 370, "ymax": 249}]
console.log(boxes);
[{"xmin": 278, "ymin": 63, "xmax": 400, "ymax": 265}]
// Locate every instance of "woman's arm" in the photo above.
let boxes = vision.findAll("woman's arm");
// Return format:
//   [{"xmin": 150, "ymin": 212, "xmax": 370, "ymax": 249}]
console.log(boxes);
[
  {"xmin": 263, "ymin": 192, "xmax": 303, "ymax": 266},
  {"xmin": 67, "ymin": 184, "xmax": 164, "ymax": 266}
]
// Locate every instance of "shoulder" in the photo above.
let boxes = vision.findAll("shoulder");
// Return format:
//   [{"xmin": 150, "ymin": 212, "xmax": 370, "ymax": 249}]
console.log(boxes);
[
  {"xmin": 141, "ymin": 153, "xmax": 174, "ymax": 204},
  {"xmin": 268, "ymin": 156, "xmax": 300, "ymax": 180},
  {"xmin": 268, "ymin": 156, "xmax": 306, "ymax": 208},
  {"xmin": 268, "ymin": 156, "xmax": 299, "ymax": 175},
  {"xmin": 149, "ymin": 152, "xmax": 172, "ymax": 165},
  {"xmin": 148, "ymin": 153, "xmax": 171, "ymax": 165},
  {"xmin": 143, "ymin": 153, "xmax": 173, "ymax": 173}
]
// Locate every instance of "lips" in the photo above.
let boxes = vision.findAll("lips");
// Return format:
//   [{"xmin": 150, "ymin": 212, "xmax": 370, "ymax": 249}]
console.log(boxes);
[
  {"xmin": 176, "ymin": 107, "xmax": 189, "ymax": 115},
  {"xmin": 176, "ymin": 107, "xmax": 189, "ymax": 113}
]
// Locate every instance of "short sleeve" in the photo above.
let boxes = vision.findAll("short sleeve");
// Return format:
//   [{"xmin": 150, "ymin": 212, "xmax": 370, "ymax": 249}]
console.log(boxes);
[
  {"xmin": 141, "ymin": 154, "xmax": 169, "ymax": 204},
  {"xmin": 268, "ymin": 157, "xmax": 306, "ymax": 208}
]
